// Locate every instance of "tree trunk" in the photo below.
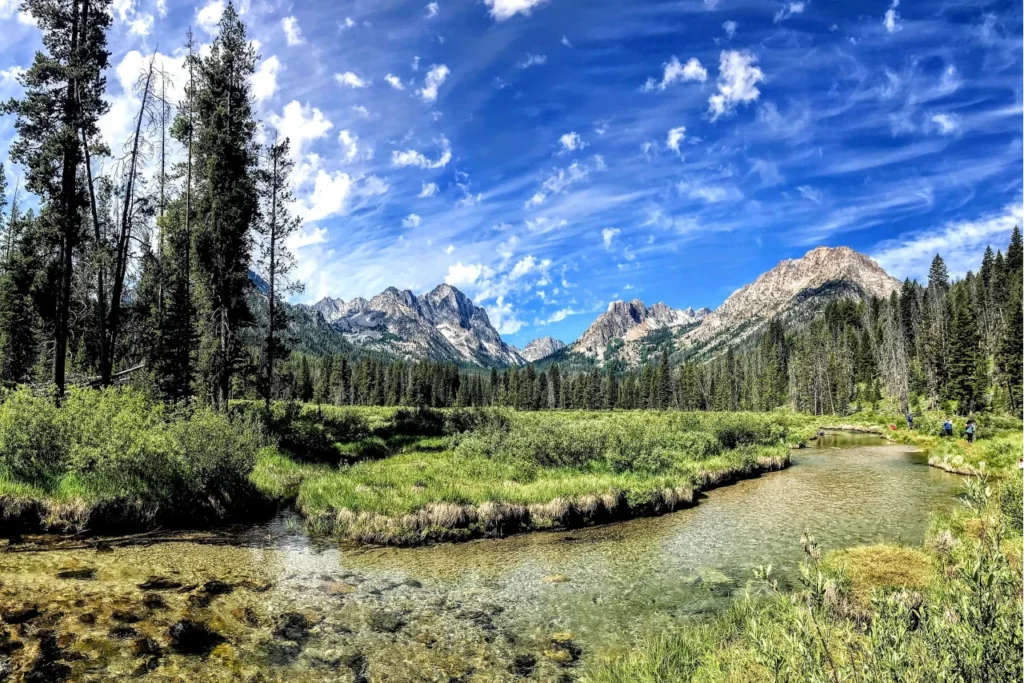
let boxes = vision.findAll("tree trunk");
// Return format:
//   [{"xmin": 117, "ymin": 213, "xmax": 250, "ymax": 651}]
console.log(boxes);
[
  {"xmin": 104, "ymin": 58, "xmax": 154, "ymax": 385},
  {"xmin": 54, "ymin": 0, "xmax": 83, "ymax": 399}
]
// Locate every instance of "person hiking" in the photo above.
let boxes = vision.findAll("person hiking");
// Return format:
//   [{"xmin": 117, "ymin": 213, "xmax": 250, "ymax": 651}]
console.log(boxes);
[
  {"xmin": 965, "ymin": 419, "xmax": 976, "ymax": 444},
  {"xmin": 943, "ymin": 418, "xmax": 953, "ymax": 437},
  {"xmin": 905, "ymin": 411, "xmax": 913, "ymax": 429}
]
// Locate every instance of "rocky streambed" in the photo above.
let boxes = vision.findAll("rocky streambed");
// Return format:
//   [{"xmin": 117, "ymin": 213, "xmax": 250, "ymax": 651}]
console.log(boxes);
[{"xmin": 0, "ymin": 440, "xmax": 960, "ymax": 681}]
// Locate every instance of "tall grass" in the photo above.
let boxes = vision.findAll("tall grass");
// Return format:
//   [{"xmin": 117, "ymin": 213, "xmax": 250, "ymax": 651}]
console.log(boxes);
[
  {"xmin": 290, "ymin": 409, "xmax": 797, "ymax": 543},
  {"xmin": 0, "ymin": 387, "xmax": 268, "ymax": 530}
]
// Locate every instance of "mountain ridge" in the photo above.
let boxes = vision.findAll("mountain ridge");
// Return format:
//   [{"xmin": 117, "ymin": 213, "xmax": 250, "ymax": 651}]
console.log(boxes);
[
  {"xmin": 289, "ymin": 245, "xmax": 901, "ymax": 369},
  {"xmin": 312, "ymin": 283, "xmax": 524, "ymax": 367}
]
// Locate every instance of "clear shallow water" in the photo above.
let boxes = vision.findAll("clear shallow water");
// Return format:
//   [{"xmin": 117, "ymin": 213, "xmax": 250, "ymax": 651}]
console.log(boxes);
[{"xmin": 0, "ymin": 439, "xmax": 961, "ymax": 681}]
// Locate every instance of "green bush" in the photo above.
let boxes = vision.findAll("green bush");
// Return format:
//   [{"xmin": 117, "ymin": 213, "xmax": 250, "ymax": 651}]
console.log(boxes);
[
  {"xmin": 0, "ymin": 388, "xmax": 68, "ymax": 485},
  {"xmin": 0, "ymin": 387, "xmax": 266, "ymax": 520},
  {"xmin": 995, "ymin": 474, "xmax": 1023, "ymax": 534}
]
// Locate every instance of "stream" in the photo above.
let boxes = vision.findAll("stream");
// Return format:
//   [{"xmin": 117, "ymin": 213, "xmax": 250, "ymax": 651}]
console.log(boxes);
[{"xmin": 0, "ymin": 435, "xmax": 962, "ymax": 682}]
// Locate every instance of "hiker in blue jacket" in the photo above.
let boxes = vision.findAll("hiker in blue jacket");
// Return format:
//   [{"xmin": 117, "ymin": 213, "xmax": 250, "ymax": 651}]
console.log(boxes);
[
  {"xmin": 943, "ymin": 418, "xmax": 953, "ymax": 437},
  {"xmin": 965, "ymin": 419, "xmax": 976, "ymax": 444}
]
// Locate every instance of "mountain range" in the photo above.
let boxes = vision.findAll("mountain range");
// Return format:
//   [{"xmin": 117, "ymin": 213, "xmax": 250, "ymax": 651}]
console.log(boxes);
[{"xmin": 292, "ymin": 246, "xmax": 901, "ymax": 368}]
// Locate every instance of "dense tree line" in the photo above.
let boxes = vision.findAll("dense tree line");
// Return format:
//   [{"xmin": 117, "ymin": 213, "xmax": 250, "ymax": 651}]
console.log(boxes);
[
  {"xmin": 248, "ymin": 230, "xmax": 1022, "ymax": 418},
  {"xmin": 0, "ymin": 2, "xmax": 300, "ymax": 409}
]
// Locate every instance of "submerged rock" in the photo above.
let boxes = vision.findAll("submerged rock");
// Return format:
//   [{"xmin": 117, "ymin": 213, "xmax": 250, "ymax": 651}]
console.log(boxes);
[
  {"xmin": 76, "ymin": 613, "xmax": 96, "ymax": 625},
  {"xmin": 266, "ymin": 641, "xmax": 302, "ymax": 665},
  {"xmin": 202, "ymin": 580, "xmax": 234, "ymax": 596},
  {"xmin": 24, "ymin": 630, "xmax": 71, "ymax": 683},
  {"xmin": 108, "ymin": 626, "xmax": 139, "ymax": 640},
  {"xmin": 132, "ymin": 637, "xmax": 162, "ymax": 657},
  {"xmin": 2, "ymin": 606, "xmax": 40, "ymax": 624},
  {"xmin": 111, "ymin": 609, "xmax": 142, "ymax": 624},
  {"xmin": 544, "ymin": 632, "xmax": 582, "ymax": 666},
  {"xmin": 366, "ymin": 611, "xmax": 404, "ymax": 634},
  {"xmin": 55, "ymin": 568, "xmax": 96, "ymax": 581},
  {"xmin": 273, "ymin": 613, "xmax": 311, "ymax": 642},
  {"xmin": 137, "ymin": 577, "xmax": 182, "ymax": 591},
  {"xmin": 511, "ymin": 653, "xmax": 537, "ymax": 677},
  {"xmin": 141, "ymin": 594, "xmax": 167, "ymax": 610},
  {"xmin": 168, "ymin": 620, "xmax": 225, "ymax": 656}
]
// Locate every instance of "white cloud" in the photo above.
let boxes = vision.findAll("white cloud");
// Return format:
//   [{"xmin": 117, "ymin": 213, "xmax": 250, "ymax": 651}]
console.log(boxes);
[
  {"xmin": 343, "ymin": 16, "xmax": 356, "ymax": 28},
  {"xmin": 425, "ymin": 2, "xmax": 439, "ymax": 18},
  {"xmin": 527, "ymin": 158, "xmax": 599, "ymax": 207},
  {"xmin": 602, "ymin": 227, "xmax": 620, "ymax": 250},
  {"xmin": 335, "ymin": 71, "xmax": 370, "ymax": 88},
  {"xmin": 350, "ymin": 105, "xmax": 371, "ymax": 119},
  {"xmin": 750, "ymin": 158, "xmax": 783, "ymax": 186},
  {"xmin": 930, "ymin": 113, "xmax": 961, "ymax": 135},
  {"xmin": 678, "ymin": 180, "xmax": 742, "ymax": 203},
  {"xmin": 268, "ymin": 101, "xmax": 333, "ymax": 161},
  {"xmin": 484, "ymin": 0, "xmax": 549, "ymax": 21},
  {"xmin": 287, "ymin": 226, "xmax": 327, "ymax": 251},
  {"xmin": 883, "ymin": 0, "xmax": 901, "ymax": 33},
  {"xmin": 402, "ymin": 213, "xmax": 422, "ymax": 228},
  {"xmin": 558, "ymin": 131, "xmax": 586, "ymax": 153},
  {"xmin": 128, "ymin": 13, "xmax": 154, "ymax": 36},
  {"xmin": 418, "ymin": 182, "xmax": 439, "ymax": 198},
  {"xmin": 251, "ymin": 55, "xmax": 281, "ymax": 103},
  {"xmin": 708, "ymin": 50, "xmax": 765, "ymax": 120},
  {"xmin": 156, "ymin": 0, "xmax": 166, "ymax": 17},
  {"xmin": 666, "ymin": 126, "xmax": 686, "ymax": 152},
  {"xmin": 282, "ymin": 16, "xmax": 304, "ymax": 46},
  {"xmin": 773, "ymin": 1, "xmax": 805, "ymax": 23},
  {"xmin": 304, "ymin": 170, "xmax": 352, "ymax": 223},
  {"xmin": 384, "ymin": 74, "xmax": 405, "ymax": 90},
  {"xmin": 391, "ymin": 136, "xmax": 452, "ymax": 169},
  {"xmin": 196, "ymin": 0, "xmax": 224, "ymax": 35},
  {"xmin": 112, "ymin": 0, "xmax": 133, "ymax": 22},
  {"xmin": 338, "ymin": 129, "xmax": 359, "ymax": 162},
  {"xmin": 723, "ymin": 20, "xmax": 737, "ymax": 38},
  {"xmin": 517, "ymin": 53, "xmax": 547, "ymax": 69},
  {"xmin": 561, "ymin": 35, "xmax": 572, "ymax": 47},
  {"xmin": 417, "ymin": 64, "xmax": 449, "ymax": 103},
  {"xmin": 445, "ymin": 244, "xmax": 456, "ymax": 254},
  {"xmin": 445, "ymin": 262, "xmax": 483, "ymax": 288},
  {"xmin": 872, "ymin": 204, "xmax": 1023, "ymax": 280},
  {"xmin": 642, "ymin": 56, "xmax": 707, "ymax": 92},
  {"xmin": 487, "ymin": 296, "xmax": 525, "ymax": 334},
  {"xmin": 797, "ymin": 185, "xmax": 823, "ymax": 203}
]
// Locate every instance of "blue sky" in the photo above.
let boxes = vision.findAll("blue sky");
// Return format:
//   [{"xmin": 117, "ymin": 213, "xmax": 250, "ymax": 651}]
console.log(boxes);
[{"xmin": 0, "ymin": 0, "xmax": 1021, "ymax": 347}]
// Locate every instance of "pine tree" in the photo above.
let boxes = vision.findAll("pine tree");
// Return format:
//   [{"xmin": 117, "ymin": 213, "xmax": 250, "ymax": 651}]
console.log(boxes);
[
  {"xmin": 947, "ymin": 282, "xmax": 985, "ymax": 414},
  {"xmin": 995, "ymin": 279, "xmax": 1023, "ymax": 415},
  {"xmin": 4, "ymin": 0, "xmax": 112, "ymax": 396},
  {"xmin": 188, "ymin": 3, "xmax": 259, "ymax": 408},
  {"xmin": 256, "ymin": 133, "xmax": 303, "ymax": 408}
]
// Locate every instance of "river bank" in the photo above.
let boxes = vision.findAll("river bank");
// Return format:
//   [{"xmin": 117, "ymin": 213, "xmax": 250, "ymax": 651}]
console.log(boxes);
[{"xmin": 0, "ymin": 441, "xmax": 964, "ymax": 682}]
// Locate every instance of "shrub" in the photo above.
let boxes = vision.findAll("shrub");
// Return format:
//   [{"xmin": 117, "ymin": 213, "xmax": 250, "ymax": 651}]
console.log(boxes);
[
  {"xmin": 0, "ymin": 387, "xmax": 267, "ymax": 521},
  {"xmin": 995, "ymin": 474, "xmax": 1023, "ymax": 534},
  {"xmin": 0, "ymin": 388, "xmax": 68, "ymax": 485},
  {"xmin": 390, "ymin": 407, "xmax": 447, "ymax": 437},
  {"xmin": 673, "ymin": 432, "xmax": 721, "ymax": 460}
]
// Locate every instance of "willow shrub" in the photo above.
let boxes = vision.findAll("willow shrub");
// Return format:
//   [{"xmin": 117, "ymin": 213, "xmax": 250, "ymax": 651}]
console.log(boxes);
[
  {"xmin": 0, "ymin": 386, "xmax": 266, "ymax": 516},
  {"xmin": 455, "ymin": 411, "xmax": 791, "ymax": 473}
]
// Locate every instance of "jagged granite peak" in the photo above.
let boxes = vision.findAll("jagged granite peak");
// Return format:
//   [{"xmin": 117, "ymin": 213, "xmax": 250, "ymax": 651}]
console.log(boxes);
[
  {"xmin": 519, "ymin": 336, "xmax": 567, "ymax": 362},
  {"xmin": 311, "ymin": 284, "xmax": 523, "ymax": 367},
  {"xmin": 681, "ymin": 245, "xmax": 901, "ymax": 356},
  {"xmin": 572, "ymin": 299, "xmax": 708, "ymax": 361}
]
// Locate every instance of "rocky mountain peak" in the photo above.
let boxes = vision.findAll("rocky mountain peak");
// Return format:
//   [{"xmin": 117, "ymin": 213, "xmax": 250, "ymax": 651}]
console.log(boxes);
[
  {"xmin": 572, "ymin": 299, "xmax": 708, "ymax": 361},
  {"xmin": 311, "ymin": 284, "xmax": 522, "ymax": 367},
  {"xmin": 681, "ymin": 245, "xmax": 901, "ymax": 357},
  {"xmin": 519, "ymin": 336, "xmax": 567, "ymax": 362}
]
